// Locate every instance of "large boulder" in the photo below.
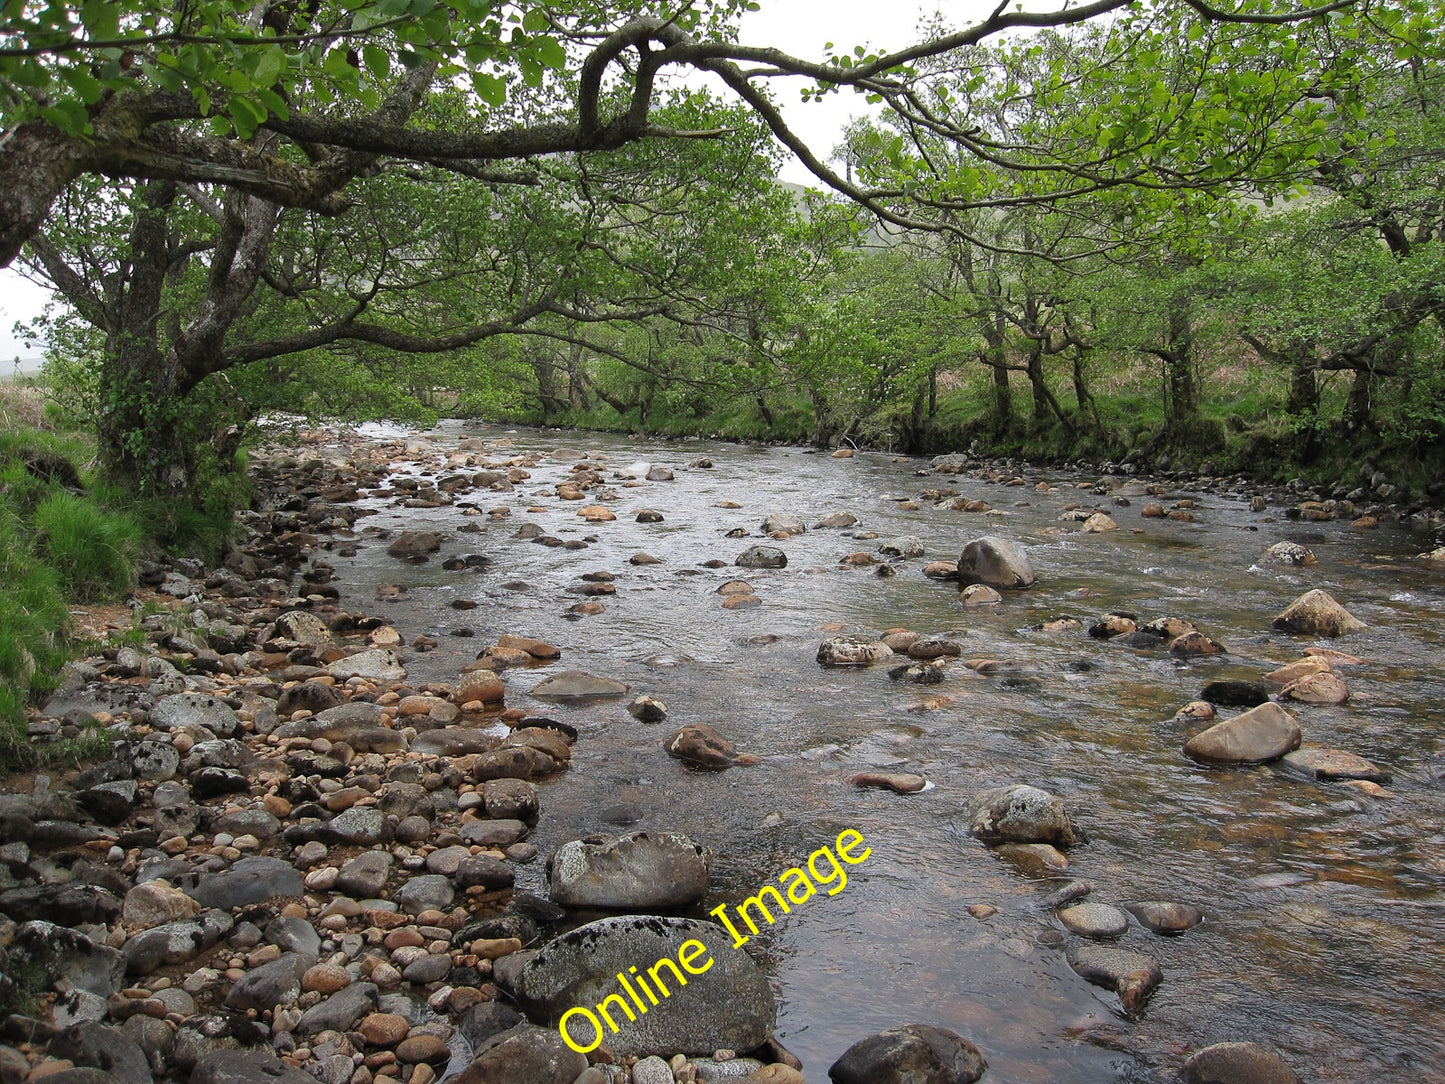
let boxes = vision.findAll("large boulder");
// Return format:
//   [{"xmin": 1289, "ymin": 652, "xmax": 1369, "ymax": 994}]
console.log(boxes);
[
  {"xmin": 828, "ymin": 1023, "xmax": 987, "ymax": 1084},
  {"xmin": 451, "ymin": 1025, "xmax": 586, "ymax": 1084},
  {"xmin": 548, "ymin": 832, "xmax": 711, "ymax": 909},
  {"xmin": 665, "ymin": 724, "xmax": 754, "ymax": 771},
  {"xmin": 513, "ymin": 915, "xmax": 775, "ymax": 1057},
  {"xmin": 149, "ymin": 693, "xmax": 241, "ymax": 737},
  {"xmin": 224, "ymin": 953, "xmax": 316, "ymax": 1012},
  {"xmin": 191, "ymin": 1050, "xmax": 317, "ymax": 1084},
  {"xmin": 12, "ymin": 922, "xmax": 125, "ymax": 997},
  {"xmin": 1272, "ymin": 589, "xmax": 1365, "ymax": 637},
  {"xmin": 123, "ymin": 911, "xmax": 234, "ymax": 976},
  {"xmin": 760, "ymin": 513, "xmax": 806, "ymax": 536},
  {"xmin": 1066, "ymin": 944, "xmax": 1162, "ymax": 1013},
  {"xmin": 1183, "ymin": 703, "xmax": 1301, "ymax": 765},
  {"xmin": 966, "ymin": 784, "xmax": 1075, "ymax": 847},
  {"xmin": 957, "ymin": 536, "xmax": 1035, "ymax": 589},
  {"xmin": 50, "ymin": 1023, "xmax": 150, "ymax": 1084},
  {"xmin": 183, "ymin": 857, "xmax": 304, "ymax": 909},
  {"xmin": 386, "ymin": 531, "xmax": 443, "ymax": 558}
]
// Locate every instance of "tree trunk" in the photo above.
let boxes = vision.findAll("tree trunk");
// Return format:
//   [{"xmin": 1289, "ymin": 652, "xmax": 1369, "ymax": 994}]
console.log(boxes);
[
  {"xmin": 531, "ymin": 351, "xmax": 563, "ymax": 417},
  {"xmin": 981, "ymin": 312, "xmax": 1011, "ymax": 434},
  {"xmin": 96, "ymin": 183, "xmax": 192, "ymax": 495},
  {"xmin": 565, "ymin": 344, "xmax": 591, "ymax": 410},
  {"xmin": 1163, "ymin": 305, "xmax": 1197, "ymax": 423},
  {"xmin": 1286, "ymin": 359, "xmax": 1319, "ymax": 417},
  {"xmin": 1026, "ymin": 345, "xmax": 1051, "ymax": 423},
  {"xmin": 1343, "ymin": 365, "xmax": 1375, "ymax": 431},
  {"xmin": 1072, "ymin": 349, "xmax": 1098, "ymax": 428}
]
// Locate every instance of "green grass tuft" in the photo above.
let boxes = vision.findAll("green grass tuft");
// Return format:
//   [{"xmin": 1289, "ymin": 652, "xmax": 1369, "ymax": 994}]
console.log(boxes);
[{"xmin": 33, "ymin": 491, "xmax": 147, "ymax": 602}]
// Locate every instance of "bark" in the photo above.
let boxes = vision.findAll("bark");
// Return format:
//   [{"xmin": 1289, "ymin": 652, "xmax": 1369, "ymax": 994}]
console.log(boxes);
[{"xmin": 96, "ymin": 182, "xmax": 192, "ymax": 494}]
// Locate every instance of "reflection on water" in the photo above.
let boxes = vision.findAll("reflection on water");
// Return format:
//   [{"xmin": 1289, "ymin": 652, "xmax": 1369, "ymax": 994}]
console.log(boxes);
[{"xmin": 315, "ymin": 422, "xmax": 1445, "ymax": 1081}]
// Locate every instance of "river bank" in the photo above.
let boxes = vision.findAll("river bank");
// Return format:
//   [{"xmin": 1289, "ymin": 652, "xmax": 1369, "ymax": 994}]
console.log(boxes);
[{"xmin": 3, "ymin": 419, "xmax": 1444, "ymax": 1084}]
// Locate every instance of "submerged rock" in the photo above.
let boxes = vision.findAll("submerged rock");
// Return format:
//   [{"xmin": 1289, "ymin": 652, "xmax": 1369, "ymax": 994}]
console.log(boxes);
[
  {"xmin": 1278, "ymin": 671, "xmax": 1350, "ymax": 704},
  {"xmin": 1280, "ymin": 747, "xmax": 1390, "ymax": 784},
  {"xmin": 529, "ymin": 670, "xmax": 628, "ymax": 701},
  {"xmin": 849, "ymin": 772, "xmax": 928, "ymax": 794},
  {"xmin": 665, "ymin": 723, "xmax": 756, "ymax": 771},
  {"xmin": 1122, "ymin": 901, "xmax": 1204, "ymax": 935},
  {"xmin": 1057, "ymin": 902, "xmax": 1129, "ymax": 939},
  {"xmin": 1180, "ymin": 1042, "xmax": 1303, "ymax": 1084},
  {"xmin": 1065, "ymin": 944, "xmax": 1162, "ymax": 1013},
  {"xmin": 828, "ymin": 1022, "xmax": 987, "ymax": 1084}
]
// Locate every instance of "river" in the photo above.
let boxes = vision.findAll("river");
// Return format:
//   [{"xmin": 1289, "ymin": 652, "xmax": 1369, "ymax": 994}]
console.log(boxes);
[{"xmin": 300, "ymin": 420, "xmax": 1445, "ymax": 1082}]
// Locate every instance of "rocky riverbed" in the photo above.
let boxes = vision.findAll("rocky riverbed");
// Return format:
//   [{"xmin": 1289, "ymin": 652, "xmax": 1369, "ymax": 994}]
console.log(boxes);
[{"xmin": 3, "ymin": 421, "xmax": 1444, "ymax": 1084}]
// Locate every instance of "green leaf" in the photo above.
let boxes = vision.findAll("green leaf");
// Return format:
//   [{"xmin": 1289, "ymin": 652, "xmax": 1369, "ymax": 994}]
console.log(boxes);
[
  {"xmin": 521, "ymin": 8, "xmax": 548, "ymax": 32},
  {"xmin": 471, "ymin": 71, "xmax": 506, "ymax": 106},
  {"xmin": 362, "ymin": 44, "xmax": 391, "ymax": 81},
  {"xmin": 78, "ymin": 0, "xmax": 120, "ymax": 40},
  {"xmin": 534, "ymin": 36, "xmax": 566, "ymax": 71},
  {"xmin": 252, "ymin": 46, "xmax": 286, "ymax": 86}
]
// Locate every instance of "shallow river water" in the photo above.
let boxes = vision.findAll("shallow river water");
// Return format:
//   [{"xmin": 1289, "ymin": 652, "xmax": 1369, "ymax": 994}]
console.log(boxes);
[{"xmin": 306, "ymin": 421, "xmax": 1445, "ymax": 1082}]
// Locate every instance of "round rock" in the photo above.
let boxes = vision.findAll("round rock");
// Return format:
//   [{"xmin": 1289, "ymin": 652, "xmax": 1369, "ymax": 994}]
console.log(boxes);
[
  {"xmin": 828, "ymin": 1022, "xmax": 987, "ymax": 1084},
  {"xmin": 513, "ymin": 915, "xmax": 775, "ymax": 1058},
  {"xmin": 1180, "ymin": 1042, "xmax": 1303, "ymax": 1084},
  {"xmin": 1057, "ymin": 902, "xmax": 1129, "ymax": 939},
  {"xmin": 548, "ymin": 831, "xmax": 711, "ymax": 909}
]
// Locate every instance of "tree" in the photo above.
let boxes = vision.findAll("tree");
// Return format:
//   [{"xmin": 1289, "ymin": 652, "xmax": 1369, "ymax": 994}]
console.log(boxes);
[
  {"xmin": 2, "ymin": 0, "xmax": 1377, "ymax": 268},
  {"xmin": 20, "ymin": 86, "xmax": 805, "ymax": 491}
]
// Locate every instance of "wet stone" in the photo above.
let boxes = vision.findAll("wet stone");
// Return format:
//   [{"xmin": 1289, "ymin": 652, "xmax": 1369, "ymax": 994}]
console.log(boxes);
[
  {"xmin": 1183, "ymin": 702, "xmax": 1301, "ymax": 765},
  {"xmin": 1057, "ymin": 902, "xmax": 1129, "ymax": 939},
  {"xmin": 1181, "ymin": 1042, "xmax": 1303, "ymax": 1084},
  {"xmin": 1066, "ymin": 944, "xmax": 1162, "ymax": 1013},
  {"xmin": 1123, "ymin": 901, "xmax": 1205, "ymax": 935},
  {"xmin": 849, "ymin": 772, "xmax": 927, "ymax": 794},
  {"xmin": 1280, "ymin": 748, "xmax": 1391, "ymax": 784},
  {"xmin": 828, "ymin": 1023, "xmax": 987, "ymax": 1084}
]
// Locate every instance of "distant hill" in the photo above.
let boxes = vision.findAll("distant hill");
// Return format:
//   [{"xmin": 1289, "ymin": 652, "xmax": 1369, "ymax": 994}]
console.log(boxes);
[{"xmin": 1, "ymin": 356, "xmax": 46, "ymax": 381}]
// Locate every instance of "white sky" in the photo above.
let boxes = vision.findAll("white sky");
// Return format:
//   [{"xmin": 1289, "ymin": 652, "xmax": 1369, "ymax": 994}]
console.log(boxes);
[{"xmin": 0, "ymin": 0, "xmax": 1001, "ymax": 363}]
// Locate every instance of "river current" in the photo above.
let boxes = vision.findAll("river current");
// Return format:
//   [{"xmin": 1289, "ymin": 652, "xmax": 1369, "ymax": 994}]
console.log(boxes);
[{"xmin": 301, "ymin": 420, "xmax": 1445, "ymax": 1082}]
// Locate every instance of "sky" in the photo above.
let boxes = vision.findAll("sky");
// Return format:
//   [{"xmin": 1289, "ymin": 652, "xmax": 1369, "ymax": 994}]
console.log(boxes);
[{"xmin": 0, "ymin": 0, "xmax": 1002, "ymax": 365}]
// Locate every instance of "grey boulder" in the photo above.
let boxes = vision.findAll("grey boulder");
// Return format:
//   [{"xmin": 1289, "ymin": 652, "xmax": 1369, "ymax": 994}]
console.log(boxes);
[
  {"xmin": 548, "ymin": 831, "xmax": 711, "ymax": 909},
  {"xmin": 223, "ymin": 953, "xmax": 316, "ymax": 1012},
  {"xmin": 966, "ymin": 784, "xmax": 1075, "ymax": 847},
  {"xmin": 451, "ymin": 1024, "xmax": 586, "ymax": 1084},
  {"xmin": 513, "ymin": 915, "xmax": 775, "ymax": 1057},
  {"xmin": 190, "ymin": 1051, "xmax": 316, "ymax": 1084},
  {"xmin": 958, "ymin": 536, "xmax": 1035, "ymax": 589}
]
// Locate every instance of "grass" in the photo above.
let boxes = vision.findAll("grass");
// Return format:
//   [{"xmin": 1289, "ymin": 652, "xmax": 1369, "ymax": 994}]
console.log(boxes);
[
  {"xmin": 0, "ymin": 388, "xmax": 156, "ymax": 773},
  {"xmin": 34, "ymin": 491, "xmax": 146, "ymax": 601}
]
